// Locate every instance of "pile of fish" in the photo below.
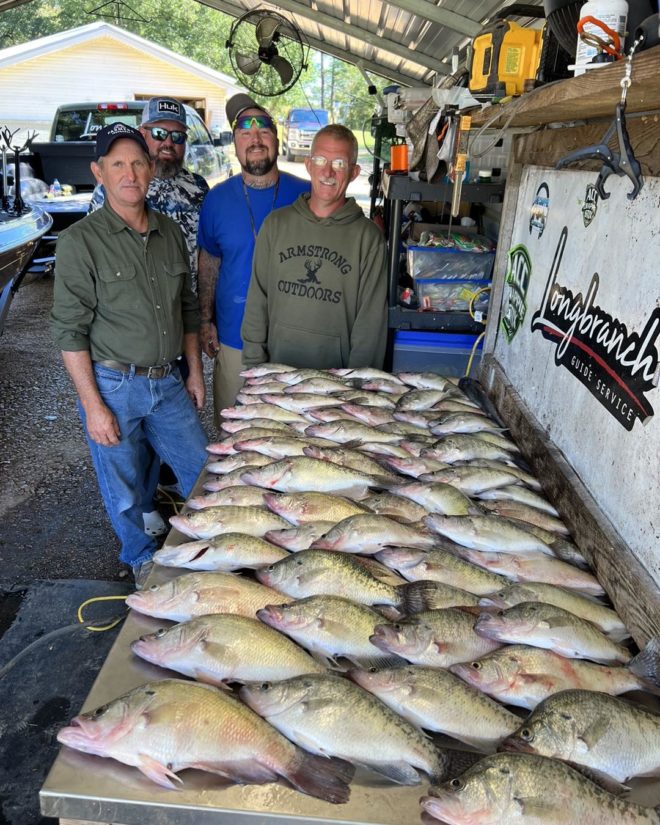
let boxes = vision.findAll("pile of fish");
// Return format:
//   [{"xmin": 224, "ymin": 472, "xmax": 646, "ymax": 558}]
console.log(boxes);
[{"xmin": 57, "ymin": 364, "xmax": 660, "ymax": 821}]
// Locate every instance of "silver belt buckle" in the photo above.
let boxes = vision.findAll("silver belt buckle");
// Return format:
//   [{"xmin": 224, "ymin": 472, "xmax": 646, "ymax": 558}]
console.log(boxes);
[{"xmin": 147, "ymin": 363, "xmax": 171, "ymax": 379}]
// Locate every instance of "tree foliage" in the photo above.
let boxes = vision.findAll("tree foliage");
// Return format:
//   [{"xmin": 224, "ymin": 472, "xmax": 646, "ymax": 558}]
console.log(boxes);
[{"xmin": 0, "ymin": 0, "xmax": 386, "ymax": 130}]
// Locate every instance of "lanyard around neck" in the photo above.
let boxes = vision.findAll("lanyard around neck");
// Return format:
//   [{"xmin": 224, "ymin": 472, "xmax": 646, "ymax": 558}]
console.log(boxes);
[{"xmin": 242, "ymin": 176, "xmax": 280, "ymax": 242}]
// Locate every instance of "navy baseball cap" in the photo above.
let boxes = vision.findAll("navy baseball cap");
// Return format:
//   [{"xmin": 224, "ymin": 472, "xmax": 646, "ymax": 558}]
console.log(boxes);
[
  {"xmin": 141, "ymin": 97, "xmax": 187, "ymax": 128},
  {"xmin": 94, "ymin": 123, "xmax": 149, "ymax": 161}
]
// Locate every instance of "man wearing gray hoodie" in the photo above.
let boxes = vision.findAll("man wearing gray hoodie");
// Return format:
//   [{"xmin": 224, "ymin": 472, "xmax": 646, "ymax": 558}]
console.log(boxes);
[{"xmin": 241, "ymin": 124, "xmax": 387, "ymax": 370}]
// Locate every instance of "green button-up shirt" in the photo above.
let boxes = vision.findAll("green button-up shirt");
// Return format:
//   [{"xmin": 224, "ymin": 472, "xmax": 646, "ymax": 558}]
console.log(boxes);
[{"xmin": 51, "ymin": 202, "xmax": 199, "ymax": 366}]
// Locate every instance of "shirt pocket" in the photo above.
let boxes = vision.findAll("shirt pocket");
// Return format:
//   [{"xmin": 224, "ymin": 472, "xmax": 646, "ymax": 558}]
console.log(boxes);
[
  {"xmin": 96, "ymin": 265, "xmax": 137, "ymax": 311},
  {"xmin": 163, "ymin": 260, "xmax": 189, "ymax": 301}
]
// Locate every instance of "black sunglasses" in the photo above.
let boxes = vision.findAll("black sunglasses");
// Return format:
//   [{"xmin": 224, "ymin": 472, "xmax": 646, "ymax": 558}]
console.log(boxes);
[{"xmin": 148, "ymin": 126, "xmax": 187, "ymax": 144}]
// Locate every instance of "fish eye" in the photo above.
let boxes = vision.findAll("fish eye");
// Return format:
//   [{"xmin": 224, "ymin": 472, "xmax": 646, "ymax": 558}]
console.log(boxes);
[
  {"xmin": 260, "ymin": 682, "xmax": 271, "ymax": 691},
  {"xmin": 519, "ymin": 727, "xmax": 534, "ymax": 742},
  {"xmin": 497, "ymin": 610, "xmax": 505, "ymax": 617},
  {"xmin": 470, "ymin": 661, "xmax": 481, "ymax": 670},
  {"xmin": 560, "ymin": 712, "xmax": 573, "ymax": 721},
  {"xmin": 92, "ymin": 704, "xmax": 109, "ymax": 717},
  {"xmin": 266, "ymin": 565, "xmax": 275, "ymax": 572},
  {"xmin": 148, "ymin": 584, "xmax": 159, "ymax": 592},
  {"xmin": 450, "ymin": 778, "xmax": 464, "ymax": 789},
  {"xmin": 155, "ymin": 628, "xmax": 167, "ymax": 638},
  {"xmin": 296, "ymin": 559, "xmax": 303, "ymax": 566}
]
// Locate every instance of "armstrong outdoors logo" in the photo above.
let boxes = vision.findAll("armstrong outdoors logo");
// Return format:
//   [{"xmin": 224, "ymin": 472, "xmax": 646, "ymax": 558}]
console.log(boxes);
[
  {"xmin": 277, "ymin": 246, "xmax": 347, "ymax": 304},
  {"xmin": 531, "ymin": 227, "xmax": 658, "ymax": 431},
  {"xmin": 501, "ymin": 244, "xmax": 532, "ymax": 342}
]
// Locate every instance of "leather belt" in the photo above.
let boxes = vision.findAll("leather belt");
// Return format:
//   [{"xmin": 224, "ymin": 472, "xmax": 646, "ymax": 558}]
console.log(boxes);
[{"xmin": 95, "ymin": 359, "xmax": 177, "ymax": 379}]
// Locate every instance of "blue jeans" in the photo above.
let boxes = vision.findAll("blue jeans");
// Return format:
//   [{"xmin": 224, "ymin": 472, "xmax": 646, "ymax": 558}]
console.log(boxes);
[{"xmin": 79, "ymin": 363, "xmax": 207, "ymax": 567}]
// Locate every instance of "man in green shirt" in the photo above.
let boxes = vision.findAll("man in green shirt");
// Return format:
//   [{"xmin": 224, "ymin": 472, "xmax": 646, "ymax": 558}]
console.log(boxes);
[{"xmin": 51, "ymin": 123, "xmax": 208, "ymax": 586}]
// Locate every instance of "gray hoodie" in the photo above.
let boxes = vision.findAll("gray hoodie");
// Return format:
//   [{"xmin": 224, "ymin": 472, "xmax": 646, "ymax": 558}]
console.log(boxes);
[{"xmin": 241, "ymin": 193, "xmax": 387, "ymax": 369}]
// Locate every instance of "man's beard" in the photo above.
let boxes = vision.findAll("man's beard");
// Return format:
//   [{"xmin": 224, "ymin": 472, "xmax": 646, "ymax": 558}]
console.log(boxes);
[
  {"xmin": 244, "ymin": 152, "xmax": 276, "ymax": 177},
  {"xmin": 154, "ymin": 156, "xmax": 183, "ymax": 179}
]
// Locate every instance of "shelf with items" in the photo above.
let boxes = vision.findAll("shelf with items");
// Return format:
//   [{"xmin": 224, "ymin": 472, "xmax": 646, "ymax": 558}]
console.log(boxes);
[{"xmin": 383, "ymin": 172, "xmax": 504, "ymax": 334}]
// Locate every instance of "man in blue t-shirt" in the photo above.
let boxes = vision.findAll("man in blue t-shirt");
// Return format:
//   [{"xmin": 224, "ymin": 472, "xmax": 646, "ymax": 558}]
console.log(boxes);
[{"xmin": 197, "ymin": 93, "xmax": 309, "ymax": 426}]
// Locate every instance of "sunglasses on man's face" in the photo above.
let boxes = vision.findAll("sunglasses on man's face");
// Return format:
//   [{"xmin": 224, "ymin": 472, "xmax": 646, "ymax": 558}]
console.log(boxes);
[
  {"xmin": 148, "ymin": 126, "xmax": 187, "ymax": 144},
  {"xmin": 233, "ymin": 115, "xmax": 275, "ymax": 132}
]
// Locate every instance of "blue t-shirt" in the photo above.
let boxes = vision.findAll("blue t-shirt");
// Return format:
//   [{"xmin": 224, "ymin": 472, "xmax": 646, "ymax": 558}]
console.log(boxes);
[{"xmin": 197, "ymin": 172, "xmax": 310, "ymax": 349}]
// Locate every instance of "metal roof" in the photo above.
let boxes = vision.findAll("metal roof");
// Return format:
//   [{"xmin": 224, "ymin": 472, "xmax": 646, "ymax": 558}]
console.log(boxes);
[{"xmin": 196, "ymin": 0, "xmax": 545, "ymax": 88}]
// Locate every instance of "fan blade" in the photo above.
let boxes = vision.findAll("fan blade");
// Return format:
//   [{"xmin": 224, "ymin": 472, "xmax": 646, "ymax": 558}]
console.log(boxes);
[
  {"xmin": 236, "ymin": 51, "xmax": 262, "ymax": 76},
  {"xmin": 256, "ymin": 16, "xmax": 281, "ymax": 48},
  {"xmin": 270, "ymin": 54, "xmax": 294, "ymax": 86}
]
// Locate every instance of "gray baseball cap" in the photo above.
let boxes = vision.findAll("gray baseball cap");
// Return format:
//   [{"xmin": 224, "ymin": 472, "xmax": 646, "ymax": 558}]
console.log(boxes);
[
  {"xmin": 226, "ymin": 93, "xmax": 274, "ymax": 129},
  {"xmin": 141, "ymin": 97, "xmax": 188, "ymax": 128}
]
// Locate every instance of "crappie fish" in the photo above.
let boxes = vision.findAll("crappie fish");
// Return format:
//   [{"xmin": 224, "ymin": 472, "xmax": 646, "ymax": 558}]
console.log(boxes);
[
  {"xmin": 283, "ymin": 377, "xmax": 349, "ymax": 394},
  {"xmin": 234, "ymin": 435, "xmax": 333, "ymax": 459},
  {"xmin": 430, "ymin": 412, "xmax": 506, "ymax": 435},
  {"xmin": 358, "ymin": 378, "xmax": 407, "ymax": 396},
  {"xmin": 449, "ymin": 645, "xmax": 647, "ymax": 710},
  {"xmin": 237, "ymin": 381, "xmax": 288, "ymax": 396},
  {"xmin": 131, "ymin": 614, "xmax": 325, "ymax": 685},
  {"xmin": 422, "ymin": 435, "xmax": 516, "ymax": 464},
  {"xmin": 331, "ymin": 367, "xmax": 404, "ymax": 382},
  {"xmin": 349, "ymin": 665, "xmax": 520, "ymax": 753},
  {"xmin": 371, "ymin": 608, "xmax": 502, "ymax": 667},
  {"xmin": 479, "ymin": 582, "xmax": 629, "ymax": 642},
  {"xmin": 452, "ymin": 546, "xmax": 605, "ymax": 596},
  {"xmin": 513, "ymin": 524, "xmax": 588, "ymax": 569},
  {"xmin": 265, "ymin": 521, "xmax": 336, "ymax": 551},
  {"xmin": 376, "ymin": 547, "xmax": 506, "ymax": 596},
  {"xmin": 240, "ymin": 672, "xmax": 448, "ymax": 784},
  {"xmin": 359, "ymin": 442, "xmax": 415, "ymax": 459},
  {"xmin": 384, "ymin": 455, "xmax": 449, "ymax": 479},
  {"xmin": 220, "ymin": 418, "xmax": 294, "ymax": 434},
  {"xmin": 397, "ymin": 372, "xmax": 454, "ymax": 391},
  {"xmin": 306, "ymin": 407, "xmax": 363, "ymax": 423},
  {"xmin": 390, "ymin": 481, "xmax": 473, "ymax": 516},
  {"xmin": 311, "ymin": 514, "xmax": 436, "ymax": 554},
  {"xmin": 420, "ymin": 752, "xmax": 660, "ymax": 825},
  {"xmin": 305, "ymin": 420, "xmax": 401, "ymax": 444},
  {"xmin": 472, "ymin": 430, "xmax": 521, "ymax": 453},
  {"xmin": 202, "ymin": 466, "xmax": 258, "ymax": 491},
  {"xmin": 480, "ymin": 499, "xmax": 569, "ymax": 534},
  {"xmin": 169, "ymin": 505, "xmax": 290, "ymax": 540},
  {"xmin": 187, "ymin": 486, "xmax": 267, "ymax": 509},
  {"xmin": 257, "ymin": 596, "xmax": 403, "ymax": 670},
  {"xmin": 458, "ymin": 458, "xmax": 542, "ymax": 490},
  {"xmin": 339, "ymin": 403, "xmax": 396, "ymax": 427},
  {"xmin": 273, "ymin": 368, "xmax": 335, "ymax": 385},
  {"xmin": 207, "ymin": 427, "xmax": 291, "ymax": 455},
  {"xmin": 221, "ymin": 403, "xmax": 308, "ymax": 423},
  {"xmin": 256, "ymin": 548, "xmax": 401, "ymax": 606},
  {"xmin": 57, "ymin": 679, "xmax": 353, "ymax": 801},
  {"xmin": 425, "ymin": 514, "xmax": 554, "ymax": 556},
  {"xmin": 449, "ymin": 645, "xmax": 645, "ymax": 710},
  {"xmin": 303, "ymin": 444, "xmax": 398, "ymax": 480},
  {"xmin": 240, "ymin": 363, "xmax": 298, "ymax": 378},
  {"xmin": 153, "ymin": 533, "xmax": 288, "ymax": 571},
  {"xmin": 474, "ymin": 602, "xmax": 631, "ymax": 665},
  {"xmin": 377, "ymin": 421, "xmax": 433, "ymax": 438},
  {"xmin": 241, "ymin": 456, "xmax": 384, "ymax": 500},
  {"xmin": 362, "ymin": 492, "xmax": 429, "ymax": 523},
  {"xmin": 125, "ymin": 571, "xmax": 292, "ymax": 622},
  {"xmin": 262, "ymin": 392, "xmax": 348, "ymax": 412},
  {"xmin": 396, "ymin": 389, "xmax": 451, "ymax": 411},
  {"xmin": 342, "ymin": 392, "xmax": 397, "ymax": 409},
  {"xmin": 477, "ymin": 484, "xmax": 559, "ymax": 516},
  {"xmin": 502, "ymin": 689, "xmax": 660, "ymax": 783},
  {"xmin": 421, "ymin": 465, "xmax": 523, "ymax": 495},
  {"xmin": 206, "ymin": 451, "xmax": 274, "ymax": 474},
  {"xmin": 263, "ymin": 491, "xmax": 367, "ymax": 525},
  {"xmin": 393, "ymin": 409, "xmax": 442, "ymax": 428}
]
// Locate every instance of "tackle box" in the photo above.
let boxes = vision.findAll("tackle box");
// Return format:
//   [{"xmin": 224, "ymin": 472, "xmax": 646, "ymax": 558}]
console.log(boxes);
[
  {"xmin": 392, "ymin": 330, "xmax": 484, "ymax": 377},
  {"xmin": 416, "ymin": 277, "xmax": 491, "ymax": 313},
  {"xmin": 407, "ymin": 231, "xmax": 496, "ymax": 281}
]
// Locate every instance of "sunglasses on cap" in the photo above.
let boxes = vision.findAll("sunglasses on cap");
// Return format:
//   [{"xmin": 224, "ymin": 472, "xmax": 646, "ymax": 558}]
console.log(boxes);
[
  {"xmin": 310, "ymin": 155, "xmax": 350, "ymax": 171},
  {"xmin": 147, "ymin": 126, "xmax": 187, "ymax": 144},
  {"xmin": 233, "ymin": 115, "xmax": 275, "ymax": 131}
]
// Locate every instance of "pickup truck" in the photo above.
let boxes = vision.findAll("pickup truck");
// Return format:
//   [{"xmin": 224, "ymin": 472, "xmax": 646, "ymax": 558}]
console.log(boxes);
[
  {"xmin": 281, "ymin": 108, "xmax": 329, "ymax": 161},
  {"xmin": 24, "ymin": 101, "xmax": 233, "ymax": 234}
]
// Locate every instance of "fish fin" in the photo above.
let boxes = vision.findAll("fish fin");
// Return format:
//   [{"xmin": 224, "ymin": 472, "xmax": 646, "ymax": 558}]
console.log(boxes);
[
  {"xmin": 136, "ymin": 754, "xmax": 183, "ymax": 789},
  {"xmin": 566, "ymin": 763, "xmax": 629, "ymax": 795},
  {"xmin": 286, "ymin": 751, "xmax": 355, "ymax": 803},
  {"xmin": 514, "ymin": 796, "xmax": 557, "ymax": 817},
  {"xmin": 343, "ymin": 654, "xmax": 403, "ymax": 670},
  {"xmin": 367, "ymin": 761, "xmax": 422, "ymax": 785},
  {"xmin": 577, "ymin": 717, "xmax": 612, "ymax": 750},
  {"xmin": 629, "ymin": 637, "xmax": 660, "ymax": 688},
  {"xmin": 310, "ymin": 650, "xmax": 343, "ymax": 671},
  {"xmin": 192, "ymin": 670, "xmax": 232, "ymax": 691},
  {"xmin": 397, "ymin": 580, "xmax": 437, "ymax": 614},
  {"xmin": 467, "ymin": 503, "xmax": 487, "ymax": 516}
]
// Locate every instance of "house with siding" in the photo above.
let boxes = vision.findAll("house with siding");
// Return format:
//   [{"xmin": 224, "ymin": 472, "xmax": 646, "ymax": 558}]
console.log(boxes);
[{"xmin": 0, "ymin": 21, "xmax": 243, "ymax": 140}]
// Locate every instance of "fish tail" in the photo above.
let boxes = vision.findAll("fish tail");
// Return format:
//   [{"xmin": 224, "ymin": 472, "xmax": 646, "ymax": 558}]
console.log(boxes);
[
  {"xmin": 629, "ymin": 637, "xmax": 660, "ymax": 688},
  {"xmin": 286, "ymin": 752, "xmax": 354, "ymax": 803}
]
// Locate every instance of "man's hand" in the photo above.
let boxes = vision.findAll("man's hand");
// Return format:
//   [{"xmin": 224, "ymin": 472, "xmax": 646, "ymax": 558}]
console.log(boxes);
[
  {"xmin": 186, "ymin": 373, "xmax": 206, "ymax": 410},
  {"xmin": 85, "ymin": 402, "xmax": 121, "ymax": 446},
  {"xmin": 200, "ymin": 320, "xmax": 219, "ymax": 359}
]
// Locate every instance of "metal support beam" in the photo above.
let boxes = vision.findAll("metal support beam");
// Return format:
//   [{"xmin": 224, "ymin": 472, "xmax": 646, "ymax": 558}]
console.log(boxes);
[{"xmin": 387, "ymin": 0, "xmax": 481, "ymax": 37}]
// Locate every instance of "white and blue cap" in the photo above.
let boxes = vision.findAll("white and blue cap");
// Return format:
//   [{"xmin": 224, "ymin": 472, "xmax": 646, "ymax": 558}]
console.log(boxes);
[{"xmin": 141, "ymin": 97, "xmax": 187, "ymax": 128}]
